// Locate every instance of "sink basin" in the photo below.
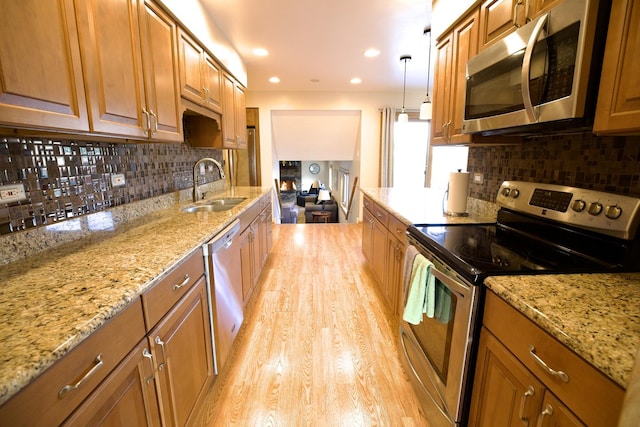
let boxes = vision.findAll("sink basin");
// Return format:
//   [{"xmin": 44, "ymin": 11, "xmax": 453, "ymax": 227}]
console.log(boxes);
[
  {"xmin": 182, "ymin": 204, "xmax": 235, "ymax": 213},
  {"xmin": 182, "ymin": 197, "xmax": 246, "ymax": 213},
  {"xmin": 205, "ymin": 197, "xmax": 246, "ymax": 206}
]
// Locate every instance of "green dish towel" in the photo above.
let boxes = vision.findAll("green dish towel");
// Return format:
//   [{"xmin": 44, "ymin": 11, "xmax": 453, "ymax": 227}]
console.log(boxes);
[{"xmin": 402, "ymin": 252, "xmax": 436, "ymax": 325}]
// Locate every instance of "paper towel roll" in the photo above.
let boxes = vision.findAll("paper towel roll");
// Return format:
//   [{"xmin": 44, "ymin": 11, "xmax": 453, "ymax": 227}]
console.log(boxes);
[{"xmin": 446, "ymin": 171, "xmax": 470, "ymax": 215}]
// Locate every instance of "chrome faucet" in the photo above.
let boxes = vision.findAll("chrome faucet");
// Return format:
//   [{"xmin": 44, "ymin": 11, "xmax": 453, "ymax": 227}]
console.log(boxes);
[{"xmin": 193, "ymin": 157, "xmax": 226, "ymax": 202}]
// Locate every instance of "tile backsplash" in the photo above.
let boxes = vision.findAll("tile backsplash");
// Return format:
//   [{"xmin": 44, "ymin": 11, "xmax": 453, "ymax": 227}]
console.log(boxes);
[
  {"xmin": 0, "ymin": 137, "xmax": 224, "ymax": 234},
  {"xmin": 468, "ymin": 133, "xmax": 640, "ymax": 201}
]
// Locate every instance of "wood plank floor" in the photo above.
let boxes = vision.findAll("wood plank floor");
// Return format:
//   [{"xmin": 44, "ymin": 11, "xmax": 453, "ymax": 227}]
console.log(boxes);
[{"xmin": 194, "ymin": 223, "xmax": 429, "ymax": 426}]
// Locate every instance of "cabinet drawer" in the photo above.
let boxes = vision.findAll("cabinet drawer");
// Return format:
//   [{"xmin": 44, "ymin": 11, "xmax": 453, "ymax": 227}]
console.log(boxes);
[
  {"xmin": 363, "ymin": 197, "xmax": 389, "ymax": 228},
  {"xmin": 483, "ymin": 291, "xmax": 624, "ymax": 426},
  {"xmin": 0, "ymin": 299, "xmax": 145, "ymax": 427},
  {"xmin": 142, "ymin": 247, "xmax": 204, "ymax": 330},
  {"xmin": 387, "ymin": 214, "xmax": 407, "ymax": 242}
]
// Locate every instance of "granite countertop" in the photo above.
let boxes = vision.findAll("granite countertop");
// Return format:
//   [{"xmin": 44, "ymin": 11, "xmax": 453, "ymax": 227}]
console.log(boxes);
[
  {"xmin": 485, "ymin": 273, "xmax": 640, "ymax": 389},
  {"xmin": 360, "ymin": 187, "xmax": 498, "ymax": 225},
  {"xmin": 0, "ymin": 186, "xmax": 270, "ymax": 406}
]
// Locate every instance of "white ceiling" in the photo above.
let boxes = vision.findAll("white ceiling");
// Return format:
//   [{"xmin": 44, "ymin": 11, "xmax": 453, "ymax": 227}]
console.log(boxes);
[{"xmin": 199, "ymin": 0, "xmax": 433, "ymax": 93}]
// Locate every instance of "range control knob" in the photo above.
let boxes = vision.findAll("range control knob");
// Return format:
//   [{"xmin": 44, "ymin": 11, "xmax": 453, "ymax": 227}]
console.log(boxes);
[
  {"xmin": 501, "ymin": 187, "xmax": 511, "ymax": 197},
  {"xmin": 605, "ymin": 205, "xmax": 623, "ymax": 220},
  {"xmin": 571, "ymin": 199, "xmax": 586, "ymax": 212},
  {"xmin": 588, "ymin": 202, "xmax": 603, "ymax": 216},
  {"xmin": 511, "ymin": 189, "xmax": 520, "ymax": 198}
]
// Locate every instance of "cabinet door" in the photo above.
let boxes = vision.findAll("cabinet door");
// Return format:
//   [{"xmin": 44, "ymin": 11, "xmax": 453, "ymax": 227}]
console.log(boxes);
[
  {"xmin": 432, "ymin": 33, "xmax": 454, "ymax": 145},
  {"xmin": 63, "ymin": 340, "xmax": 161, "ymax": 427},
  {"xmin": 138, "ymin": 0, "xmax": 182, "ymax": 142},
  {"xmin": 203, "ymin": 54, "xmax": 222, "ymax": 112},
  {"xmin": 469, "ymin": 328, "xmax": 544, "ymax": 427},
  {"xmin": 362, "ymin": 208, "xmax": 374, "ymax": 265},
  {"xmin": 528, "ymin": 0, "xmax": 565, "ymax": 18},
  {"xmin": 479, "ymin": 0, "xmax": 522, "ymax": 51},
  {"xmin": 537, "ymin": 392, "xmax": 585, "ymax": 427},
  {"xmin": 234, "ymin": 83, "xmax": 247, "ymax": 148},
  {"xmin": 593, "ymin": 0, "xmax": 640, "ymax": 134},
  {"xmin": 449, "ymin": 9, "xmax": 480, "ymax": 143},
  {"xmin": 222, "ymin": 73, "xmax": 237, "ymax": 147},
  {"xmin": 178, "ymin": 29, "xmax": 206, "ymax": 106},
  {"xmin": 239, "ymin": 225, "xmax": 254, "ymax": 303},
  {"xmin": 384, "ymin": 234, "xmax": 404, "ymax": 316},
  {"xmin": 0, "ymin": 0, "xmax": 89, "ymax": 132},
  {"xmin": 76, "ymin": 0, "xmax": 148, "ymax": 138},
  {"xmin": 149, "ymin": 277, "xmax": 213, "ymax": 427},
  {"xmin": 371, "ymin": 216, "xmax": 388, "ymax": 288}
]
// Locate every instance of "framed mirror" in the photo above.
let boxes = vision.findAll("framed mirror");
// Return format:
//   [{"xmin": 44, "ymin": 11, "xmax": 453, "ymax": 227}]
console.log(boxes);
[{"xmin": 309, "ymin": 163, "xmax": 320, "ymax": 174}]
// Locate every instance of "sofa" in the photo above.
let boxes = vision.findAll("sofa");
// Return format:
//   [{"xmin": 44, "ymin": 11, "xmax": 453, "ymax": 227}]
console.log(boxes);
[{"xmin": 304, "ymin": 198, "xmax": 338, "ymax": 223}]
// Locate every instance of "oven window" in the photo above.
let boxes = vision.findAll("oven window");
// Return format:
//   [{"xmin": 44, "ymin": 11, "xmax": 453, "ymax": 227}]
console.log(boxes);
[{"xmin": 408, "ymin": 279, "xmax": 457, "ymax": 384}]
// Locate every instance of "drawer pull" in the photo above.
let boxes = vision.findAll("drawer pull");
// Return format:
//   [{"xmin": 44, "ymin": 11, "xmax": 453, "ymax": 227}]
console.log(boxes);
[
  {"xmin": 529, "ymin": 345, "xmax": 569, "ymax": 383},
  {"xmin": 519, "ymin": 385, "xmax": 535, "ymax": 426},
  {"xmin": 58, "ymin": 354, "xmax": 104, "ymax": 398},
  {"xmin": 142, "ymin": 348, "xmax": 155, "ymax": 384},
  {"xmin": 155, "ymin": 336, "xmax": 167, "ymax": 370},
  {"xmin": 173, "ymin": 274, "xmax": 190, "ymax": 290},
  {"xmin": 536, "ymin": 404, "xmax": 553, "ymax": 427}
]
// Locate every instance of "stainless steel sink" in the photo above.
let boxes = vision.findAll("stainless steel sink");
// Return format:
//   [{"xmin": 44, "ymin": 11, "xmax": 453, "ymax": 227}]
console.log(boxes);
[
  {"xmin": 182, "ymin": 197, "xmax": 246, "ymax": 213},
  {"xmin": 204, "ymin": 197, "xmax": 246, "ymax": 206}
]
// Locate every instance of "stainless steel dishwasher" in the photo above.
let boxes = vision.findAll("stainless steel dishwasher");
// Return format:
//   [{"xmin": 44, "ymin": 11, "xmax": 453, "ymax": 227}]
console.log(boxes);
[{"xmin": 203, "ymin": 219, "xmax": 243, "ymax": 375}]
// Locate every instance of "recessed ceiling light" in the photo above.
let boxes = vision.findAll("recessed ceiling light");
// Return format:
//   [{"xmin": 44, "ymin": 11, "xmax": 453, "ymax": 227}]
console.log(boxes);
[
  {"xmin": 350, "ymin": 78, "xmax": 362, "ymax": 84},
  {"xmin": 364, "ymin": 48, "xmax": 381, "ymax": 58},
  {"xmin": 269, "ymin": 77, "xmax": 280, "ymax": 83},
  {"xmin": 253, "ymin": 48, "xmax": 269, "ymax": 56}
]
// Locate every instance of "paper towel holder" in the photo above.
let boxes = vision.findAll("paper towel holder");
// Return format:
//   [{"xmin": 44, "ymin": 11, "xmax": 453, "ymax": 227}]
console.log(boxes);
[{"xmin": 443, "ymin": 169, "xmax": 470, "ymax": 217}]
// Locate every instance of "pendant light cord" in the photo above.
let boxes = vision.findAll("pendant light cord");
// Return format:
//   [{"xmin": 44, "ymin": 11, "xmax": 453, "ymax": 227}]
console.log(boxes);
[
  {"xmin": 400, "ymin": 55, "xmax": 411, "ymax": 111},
  {"xmin": 424, "ymin": 27, "xmax": 431, "ymax": 99}
]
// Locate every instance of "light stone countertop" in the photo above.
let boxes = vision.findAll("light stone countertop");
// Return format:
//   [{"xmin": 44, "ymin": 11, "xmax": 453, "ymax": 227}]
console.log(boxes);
[
  {"xmin": 360, "ymin": 187, "xmax": 498, "ymax": 225},
  {"xmin": 0, "ymin": 186, "xmax": 270, "ymax": 406},
  {"xmin": 484, "ymin": 273, "xmax": 640, "ymax": 389}
]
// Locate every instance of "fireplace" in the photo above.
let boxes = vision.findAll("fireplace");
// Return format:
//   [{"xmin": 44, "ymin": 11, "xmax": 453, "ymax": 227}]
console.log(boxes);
[{"xmin": 279, "ymin": 161, "xmax": 301, "ymax": 203}]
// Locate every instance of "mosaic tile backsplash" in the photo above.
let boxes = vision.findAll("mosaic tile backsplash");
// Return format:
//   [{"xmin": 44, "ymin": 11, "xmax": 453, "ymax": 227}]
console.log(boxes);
[
  {"xmin": 0, "ymin": 137, "xmax": 224, "ymax": 234},
  {"xmin": 468, "ymin": 132, "xmax": 640, "ymax": 202}
]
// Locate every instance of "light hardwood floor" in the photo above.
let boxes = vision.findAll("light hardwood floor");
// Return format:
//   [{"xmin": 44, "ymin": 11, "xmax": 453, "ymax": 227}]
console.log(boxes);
[{"xmin": 194, "ymin": 223, "xmax": 429, "ymax": 426}]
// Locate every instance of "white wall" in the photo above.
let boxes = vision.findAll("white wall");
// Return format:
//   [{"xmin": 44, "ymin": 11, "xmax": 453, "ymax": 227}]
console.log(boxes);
[{"xmin": 247, "ymin": 90, "xmax": 423, "ymax": 222}]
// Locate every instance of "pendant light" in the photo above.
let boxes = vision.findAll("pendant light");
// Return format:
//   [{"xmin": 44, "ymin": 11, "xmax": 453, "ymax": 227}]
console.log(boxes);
[
  {"xmin": 420, "ymin": 27, "xmax": 433, "ymax": 120},
  {"xmin": 398, "ymin": 55, "xmax": 411, "ymax": 123}
]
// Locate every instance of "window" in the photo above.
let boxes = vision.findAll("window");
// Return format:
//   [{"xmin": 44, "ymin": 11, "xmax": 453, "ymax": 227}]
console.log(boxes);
[{"xmin": 339, "ymin": 168, "xmax": 350, "ymax": 210}]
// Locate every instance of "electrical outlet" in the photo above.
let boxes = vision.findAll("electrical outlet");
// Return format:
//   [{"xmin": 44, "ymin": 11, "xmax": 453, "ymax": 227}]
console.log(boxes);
[
  {"xmin": 472, "ymin": 173, "xmax": 484, "ymax": 184},
  {"xmin": 111, "ymin": 173, "xmax": 126, "ymax": 187},
  {"xmin": 0, "ymin": 183, "xmax": 27, "ymax": 203}
]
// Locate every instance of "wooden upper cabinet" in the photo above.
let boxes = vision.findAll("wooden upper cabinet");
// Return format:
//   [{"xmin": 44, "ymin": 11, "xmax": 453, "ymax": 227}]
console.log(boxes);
[
  {"xmin": 0, "ymin": 0, "xmax": 89, "ymax": 132},
  {"xmin": 528, "ymin": 0, "xmax": 565, "ymax": 18},
  {"xmin": 76, "ymin": 0, "xmax": 182, "ymax": 141},
  {"xmin": 138, "ymin": 0, "xmax": 182, "ymax": 142},
  {"xmin": 594, "ymin": 0, "xmax": 640, "ymax": 135},
  {"xmin": 432, "ymin": 9, "xmax": 480, "ymax": 145},
  {"xmin": 178, "ymin": 29, "xmax": 222, "ymax": 113},
  {"xmin": 478, "ymin": 0, "xmax": 525, "ymax": 51},
  {"xmin": 221, "ymin": 72, "xmax": 247, "ymax": 149}
]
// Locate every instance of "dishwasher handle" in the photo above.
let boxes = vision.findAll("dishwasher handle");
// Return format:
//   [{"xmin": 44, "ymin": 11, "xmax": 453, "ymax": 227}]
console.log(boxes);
[{"xmin": 203, "ymin": 219, "xmax": 241, "ymax": 255}]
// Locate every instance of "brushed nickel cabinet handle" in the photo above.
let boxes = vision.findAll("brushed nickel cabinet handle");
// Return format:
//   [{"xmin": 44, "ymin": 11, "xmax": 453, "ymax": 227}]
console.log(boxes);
[
  {"xmin": 58, "ymin": 354, "xmax": 103, "ymax": 398},
  {"xmin": 150, "ymin": 110, "xmax": 158, "ymax": 134},
  {"xmin": 536, "ymin": 404, "xmax": 553, "ymax": 427},
  {"xmin": 529, "ymin": 345, "xmax": 569, "ymax": 383},
  {"xmin": 513, "ymin": 0, "xmax": 524, "ymax": 27},
  {"xmin": 519, "ymin": 385, "xmax": 535, "ymax": 425},
  {"xmin": 142, "ymin": 348, "xmax": 155, "ymax": 384},
  {"xmin": 155, "ymin": 336, "xmax": 167, "ymax": 370},
  {"xmin": 173, "ymin": 274, "xmax": 190, "ymax": 290},
  {"xmin": 142, "ymin": 108, "xmax": 151, "ymax": 132}
]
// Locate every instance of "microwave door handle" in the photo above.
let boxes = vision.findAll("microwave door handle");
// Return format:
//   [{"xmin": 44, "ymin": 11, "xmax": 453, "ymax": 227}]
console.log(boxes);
[{"xmin": 521, "ymin": 14, "xmax": 548, "ymax": 122}]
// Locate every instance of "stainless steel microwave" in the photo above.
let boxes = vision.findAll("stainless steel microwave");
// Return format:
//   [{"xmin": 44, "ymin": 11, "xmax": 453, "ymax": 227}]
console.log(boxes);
[{"xmin": 462, "ymin": 0, "xmax": 611, "ymax": 136}]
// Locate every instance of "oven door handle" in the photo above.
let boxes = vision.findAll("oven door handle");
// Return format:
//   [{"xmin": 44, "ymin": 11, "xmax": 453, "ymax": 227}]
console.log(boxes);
[{"xmin": 425, "ymin": 264, "xmax": 472, "ymax": 300}]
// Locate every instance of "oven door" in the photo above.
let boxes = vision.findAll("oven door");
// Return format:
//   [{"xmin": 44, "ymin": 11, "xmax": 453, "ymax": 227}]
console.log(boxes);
[{"xmin": 399, "ymin": 239, "xmax": 479, "ymax": 426}]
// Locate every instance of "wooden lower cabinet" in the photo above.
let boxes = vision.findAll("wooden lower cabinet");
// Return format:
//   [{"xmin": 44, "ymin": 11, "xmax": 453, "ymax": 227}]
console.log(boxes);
[
  {"xmin": 240, "ymin": 196, "xmax": 272, "ymax": 306},
  {"xmin": 63, "ymin": 340, "xmax": 161, "ymax": 427},
  {"xmin": 362, "ymin": 195, "xmax": 407, "ymax": 317},
  {"xmin": 469, "ymin": 291, "xmax": 623, "ymax": 426},
  {"xmin": 149, "ymin": 277, "xmax": 213, "ymax": 426}
]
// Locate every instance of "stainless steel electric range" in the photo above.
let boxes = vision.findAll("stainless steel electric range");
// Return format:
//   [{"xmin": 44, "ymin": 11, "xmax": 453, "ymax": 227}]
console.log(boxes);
[{"xmin": 399, "ymin": 181, "xmax": 640, "ymax": 426}]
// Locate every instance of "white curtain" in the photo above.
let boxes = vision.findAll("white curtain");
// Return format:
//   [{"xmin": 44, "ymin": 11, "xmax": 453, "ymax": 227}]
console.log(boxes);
[{"xmin": 379, "ymin": 107, "xmax": 395, "ymax": 187}]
